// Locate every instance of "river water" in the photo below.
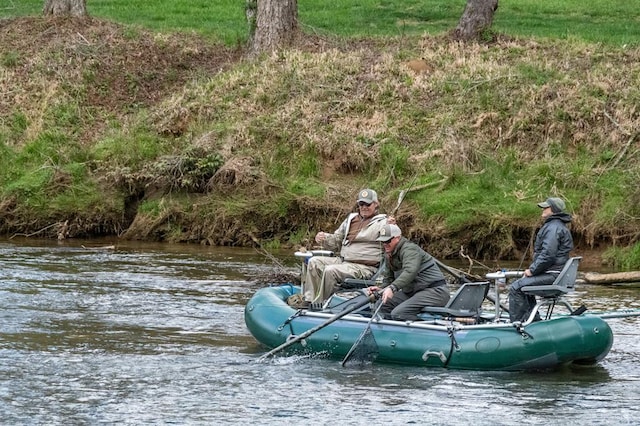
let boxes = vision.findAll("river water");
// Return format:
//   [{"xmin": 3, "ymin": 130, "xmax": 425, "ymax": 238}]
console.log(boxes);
[{"xmin": 0, "ymin": 238, "xmax": 638, "ymax": 425}]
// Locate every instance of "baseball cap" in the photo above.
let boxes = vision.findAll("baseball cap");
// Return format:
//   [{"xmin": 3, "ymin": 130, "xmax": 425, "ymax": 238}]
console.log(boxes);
[
  {"xmin": 376, "ymin": 224, "xmax": 401, "ymax": 242},
  {"xmin": 537, "ymin": 197, "xmax": 566, "ymax": 213},
  {"xmin": 357, "ymin": 189, "xmax": 378, "ymax": 204}
]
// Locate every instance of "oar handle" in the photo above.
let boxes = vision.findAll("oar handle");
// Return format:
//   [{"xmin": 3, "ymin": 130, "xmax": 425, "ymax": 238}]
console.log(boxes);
[
  {"xmin": 257, "ymin": 292, "xmax": 378, "ymax": 361},
  {"xmin": 434, "ymin": 258, "xmax": 480, "ymax": 281}
]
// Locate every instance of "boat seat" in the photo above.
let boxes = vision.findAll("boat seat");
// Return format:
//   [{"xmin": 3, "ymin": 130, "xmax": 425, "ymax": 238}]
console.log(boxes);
[
  {"xmin": 521, "ymin": 256, "xmax": 581, "ymax": 321},
  {"xmin": 418, "ymin": 281, "xmax": 490, "ymax": 322},
  {"xmin": 339, "ymin": 258, "xmax": 386, "ymax": 290}
]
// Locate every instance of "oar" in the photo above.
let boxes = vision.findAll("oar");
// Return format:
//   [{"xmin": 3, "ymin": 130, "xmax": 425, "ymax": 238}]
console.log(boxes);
[
  {"xmin": 257, "ymin": 291, "xmax": 379, "ymax": 361},
  {"xmin": 341, "ymin": 299, "xmax": 384, "ymax": 367},
  {"xmin": 591, "ymin": 309, "xmax": 640, "ymax": 319},
  {"xmin": 434, "ymin": 258, "xmax": 509, "ymax": 313}
]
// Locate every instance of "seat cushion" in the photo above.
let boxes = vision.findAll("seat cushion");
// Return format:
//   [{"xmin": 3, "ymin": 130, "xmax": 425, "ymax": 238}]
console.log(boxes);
[
  {"xmin": 420, "ymin": 306, "xmax": 479, "ymax": 317},
  {"xmin": 521, "ymin": 284, "xmax": 568, "ymax": 298}
]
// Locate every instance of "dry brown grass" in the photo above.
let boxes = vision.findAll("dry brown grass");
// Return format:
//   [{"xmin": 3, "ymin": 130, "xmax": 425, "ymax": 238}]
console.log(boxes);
[
  {"xmin": 1, "ymin": 17, "xmax": 639, "ymax": 262},
  {"xmin": 0, "ymin": 17, "xmax": 241, "ymax": 143}
]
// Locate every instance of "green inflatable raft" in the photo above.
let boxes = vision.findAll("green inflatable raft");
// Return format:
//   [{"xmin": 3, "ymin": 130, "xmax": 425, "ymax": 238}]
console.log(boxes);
[{"xmin": 245, "ymin": 284, "xmax": 614, "ymax": 371}]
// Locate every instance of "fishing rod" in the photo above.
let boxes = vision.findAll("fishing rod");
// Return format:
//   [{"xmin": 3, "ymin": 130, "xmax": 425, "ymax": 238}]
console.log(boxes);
[
  {"xmin": 390, "ymin": 174, "xmax": 419, "ymax": 217},
  {"xmin": 517, "ymin": 229, "xmax": 535, "ymax": 271}
]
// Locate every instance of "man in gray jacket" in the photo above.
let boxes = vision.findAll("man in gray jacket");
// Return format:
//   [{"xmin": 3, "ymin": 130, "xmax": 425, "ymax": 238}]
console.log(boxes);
[
  {"xmin": 299, "ymin": 189, "xmax": 389, "ymax": 307},
  {"xmin": 368, "ymin": 224, "xmax": 450, "ymax": 321},
  {"xmin": 508, "ymin": 197, "xmax": 574, "ymax": 322}
]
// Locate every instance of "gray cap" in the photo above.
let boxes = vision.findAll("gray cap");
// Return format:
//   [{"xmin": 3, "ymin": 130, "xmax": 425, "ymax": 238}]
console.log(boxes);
[
  {"xmin": 537, "ymin": 197, "xmax": 566, "ymax": 213},
  {"xmin": 376, "ymin": 224, "xmax": 402, "ymax": 242},
  {"xmin": 357, "ymin": 189, "xmax": 378, "ymax": 204}
]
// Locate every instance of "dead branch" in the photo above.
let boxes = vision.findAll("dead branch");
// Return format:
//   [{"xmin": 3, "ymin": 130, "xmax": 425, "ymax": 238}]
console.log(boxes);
[{"xmin": 10, "ymin": 222, "xmax": 59, "ymax": 239}]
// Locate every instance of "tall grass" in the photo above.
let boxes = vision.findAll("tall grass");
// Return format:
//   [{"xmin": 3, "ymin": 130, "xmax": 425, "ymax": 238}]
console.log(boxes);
[{"xmin": 4, "ymin": 0, "xmax": 640, "ymax": 46}]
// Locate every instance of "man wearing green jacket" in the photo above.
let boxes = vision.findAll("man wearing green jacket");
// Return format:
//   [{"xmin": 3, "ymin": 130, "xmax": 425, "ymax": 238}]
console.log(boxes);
[{"xmin": 368, "ymin": 224, "xmax": 450, "ymax": 321}]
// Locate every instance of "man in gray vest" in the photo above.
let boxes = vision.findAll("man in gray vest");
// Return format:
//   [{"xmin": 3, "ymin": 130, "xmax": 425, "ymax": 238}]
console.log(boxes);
[{"xmin": 298, "ymin": 189, "xmax": 389, "ymax": 307}]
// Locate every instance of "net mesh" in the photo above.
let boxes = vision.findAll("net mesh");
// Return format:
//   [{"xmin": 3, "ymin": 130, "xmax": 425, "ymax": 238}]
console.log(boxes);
[
  {"xmin": 341, "ymin": 326, "xmax": 379, "ymax": 367},
  {"xmin": 341, "ymin": 302, "xmax": 383, "ymax": 367}
]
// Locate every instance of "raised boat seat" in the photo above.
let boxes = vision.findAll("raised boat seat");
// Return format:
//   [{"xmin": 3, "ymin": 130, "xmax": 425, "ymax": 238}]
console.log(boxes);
[
  {"xmin": 339, "ymin": 277, "xmax": 376, "ymax": 289},
  {"xmin": 521, "ymin": 256, "xmax": 581, "ymax": 321},
  {"xmin": 418, "ymin": 281, "xmax": 490, "ymax": 323},
  {"xmin": 339, "ymin": 258, "xmax": 386, "ymax": 290}
]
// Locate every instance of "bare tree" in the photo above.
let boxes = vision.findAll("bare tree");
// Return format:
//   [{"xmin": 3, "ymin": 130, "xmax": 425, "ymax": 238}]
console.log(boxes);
[
  {"xmin": 43, "ymin": 0, "xmax": 88, "ymax": 17},
  {"xmin": 250, "ymin": 0, "xmax": 298, "ymax": 54},
  {"xmin": 453, "ymin": 0, "xmax": 498, "ymax": 41}
]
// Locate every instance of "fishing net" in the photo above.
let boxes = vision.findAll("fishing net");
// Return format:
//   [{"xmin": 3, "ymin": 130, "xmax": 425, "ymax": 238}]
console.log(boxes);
[
  {"xmin": 341, "ymin": 302, "xmax": 383, "ymax": 367},
  {"xmin": 341, "ymin": 325, "xmax": 380, "ymax": 367}
]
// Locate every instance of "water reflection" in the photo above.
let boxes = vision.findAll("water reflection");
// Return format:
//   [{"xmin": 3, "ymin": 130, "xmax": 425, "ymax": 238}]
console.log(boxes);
[{"xmin": 0, "ymin": 238, "xmax": 639, "ymax": 424}]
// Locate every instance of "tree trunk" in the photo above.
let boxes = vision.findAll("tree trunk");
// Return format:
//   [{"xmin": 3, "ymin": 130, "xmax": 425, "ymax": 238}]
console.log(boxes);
[
  {"xmin": 583, "ymin": 271, "xmax": 640, "ymax": 285},
  {"xmin": 246, "ymin": 0, "xmax": 258, "ymax": 46},
  {"xmin": 43, "ymin": 0, "xmax": 88, "ymax": 17},
  {"xmin": 250, "ymin": 0, "xmax": 298, "ymax": 54},
  {"xmin": 453, "ymin": 0, "xmax": 498, "ymax": 41}
]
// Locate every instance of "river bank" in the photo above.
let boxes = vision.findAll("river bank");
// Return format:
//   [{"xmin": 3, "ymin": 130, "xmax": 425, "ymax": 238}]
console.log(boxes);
[{"xmin": 1, "ymin": 17, "xmax": 639, "ymax": 268}]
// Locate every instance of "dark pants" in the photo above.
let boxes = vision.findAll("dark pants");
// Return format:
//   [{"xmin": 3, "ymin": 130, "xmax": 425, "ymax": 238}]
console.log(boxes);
[
  {"xmin": 508, "ymin": 274, "xmax": 556, "ymax": 322},
  {"xmin": 381, "ymin": 285, "xmax": 450, "ymax": 321}
]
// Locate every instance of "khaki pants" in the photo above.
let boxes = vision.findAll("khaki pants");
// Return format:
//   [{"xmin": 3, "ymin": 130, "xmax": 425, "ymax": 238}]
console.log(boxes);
[{"xmin": 302, "ymin": 257, "xmax": 377, "ymax": 304}]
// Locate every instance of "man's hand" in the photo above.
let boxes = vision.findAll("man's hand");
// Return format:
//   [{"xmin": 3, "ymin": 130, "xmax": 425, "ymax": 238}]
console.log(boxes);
[
  {"xmin": 369, "ymin": 285, "xmax": 395, "ymax": 303},
  {"xmin": 381, "ymin": 286, "xmax": 395, "ymax": 303}
]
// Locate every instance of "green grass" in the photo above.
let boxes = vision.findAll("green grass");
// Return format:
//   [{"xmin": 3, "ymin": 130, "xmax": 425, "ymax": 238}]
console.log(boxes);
[
  {"xmin": 4, "ymin": 0, "xmax": 640, "ymax": 46},
  {"xmin": 2, "ymin": 0, "xmax": 639, "ymax": 261}
]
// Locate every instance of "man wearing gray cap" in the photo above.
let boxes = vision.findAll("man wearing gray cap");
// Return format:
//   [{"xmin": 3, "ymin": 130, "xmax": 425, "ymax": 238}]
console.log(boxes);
[
  {"xmin": 508, "ymin": 196, "xmax": 574, "ymax": 322},
  {"xmin": 367, "ymin": 223, "xmax": 450, "ymax": 321},
  {"xmin": 298, "ymin": 188, "xmax": 390, "ymax": 307}
]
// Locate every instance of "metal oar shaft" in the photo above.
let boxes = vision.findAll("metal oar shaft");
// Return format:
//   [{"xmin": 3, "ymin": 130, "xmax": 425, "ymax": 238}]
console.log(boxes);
[
  {"xmin": 257, "ymin": 292, "xmax": 377, "ymax": 361},
  {"xmin": 593, "ymin": 310, "xmax": 640, "ymax": 319}
]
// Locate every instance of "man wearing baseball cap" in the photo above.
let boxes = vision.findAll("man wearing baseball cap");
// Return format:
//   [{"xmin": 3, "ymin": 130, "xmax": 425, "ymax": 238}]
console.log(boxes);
[
  {"xmin": 367, "ymin": 224, "xmax": 450, "ymax": 321},
  {"xmin": 537, "ymin": 197, "xmax": 567, "ymax": 214},
  {"xmin": 508, "ymin": 196, "xmax": 574, "ymax": 322},
  {"xmin": 297, "ymin": 188, "xmax": 391, "ymax": 308}
]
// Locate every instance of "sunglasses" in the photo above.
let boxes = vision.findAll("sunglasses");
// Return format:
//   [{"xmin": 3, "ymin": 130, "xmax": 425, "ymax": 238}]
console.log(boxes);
[{"xmin": 358, "ymin": 201, "xmax": 372, "ymax": 207}]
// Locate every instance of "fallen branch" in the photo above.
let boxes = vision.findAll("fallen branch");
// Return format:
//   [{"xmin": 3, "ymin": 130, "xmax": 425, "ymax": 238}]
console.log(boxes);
[
  {"xmin": 10, "ymin": 222, "xmax": 59, "ymax": 239},
  {"xmin": 249, "ymin": 232, "xmax": 301, "ymax": 285},
  {"xmin": 459, "ymin": 245, "xmax": 491, "ymax": 272},
  {"xmin": 583, "ymin": 271, "xmax": 640, "ymax": 285},
  {"xmin": 404, "ymin": 178, "xmax": 447, "ymax": 193},
  {"xmin": 81, "ymin": 245, "xmax": 116, "ymax": 250}
]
